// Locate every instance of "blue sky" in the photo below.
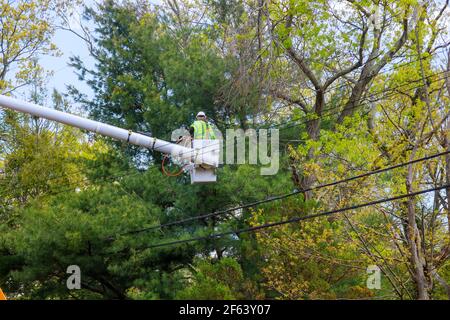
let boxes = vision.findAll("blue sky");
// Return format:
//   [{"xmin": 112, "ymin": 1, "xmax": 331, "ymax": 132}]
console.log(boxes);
[
  {"xmin": 39, "ymin": 0, "xmax": 162, "ymax": 105},
  {"xmin": 40, "ymin": 1, "xmax": 97, "ymax": 102},
  {"xmin": 40, "ymin": 27, "xmax": 95, "ymax": 101}
]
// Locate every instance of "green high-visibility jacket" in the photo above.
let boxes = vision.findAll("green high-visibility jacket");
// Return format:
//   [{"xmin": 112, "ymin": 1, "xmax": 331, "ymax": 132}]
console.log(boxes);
[{"xmin": 190, "ymin": 120, "xmax": 216, "ymax": 139}]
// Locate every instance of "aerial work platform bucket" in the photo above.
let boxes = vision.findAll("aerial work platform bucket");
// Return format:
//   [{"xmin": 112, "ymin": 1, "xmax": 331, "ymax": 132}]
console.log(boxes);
[{"xmin": 190, "ymin": 139, "xmax": 220, "ymax": 184}]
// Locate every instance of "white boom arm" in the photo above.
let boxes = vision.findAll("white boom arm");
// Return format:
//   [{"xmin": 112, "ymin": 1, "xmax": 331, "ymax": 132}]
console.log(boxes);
[{"xmin": 0, "ymin": 94, "xmax": 218, "ymax": 167}]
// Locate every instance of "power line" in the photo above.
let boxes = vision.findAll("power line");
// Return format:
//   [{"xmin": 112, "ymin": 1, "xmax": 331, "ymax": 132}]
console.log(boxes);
[
  {"xmin": 116, "ymin": 150, "xmax": 450, "ymax": 237},
  {"xmin": 132, "ymin": 183, "xmax": 450, "ymax": 250}
]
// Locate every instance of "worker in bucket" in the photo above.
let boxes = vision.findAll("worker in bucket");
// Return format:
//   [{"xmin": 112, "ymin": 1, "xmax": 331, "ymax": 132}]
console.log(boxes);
[{"xmin": 190, "ymin": 111, "xmax": 216, "ymax": 140}]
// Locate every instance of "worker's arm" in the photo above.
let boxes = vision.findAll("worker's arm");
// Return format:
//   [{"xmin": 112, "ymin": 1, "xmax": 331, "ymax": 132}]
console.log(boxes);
[{"xmin": 189, "ymin": 125, "xmax": 195, "ymax": 138}]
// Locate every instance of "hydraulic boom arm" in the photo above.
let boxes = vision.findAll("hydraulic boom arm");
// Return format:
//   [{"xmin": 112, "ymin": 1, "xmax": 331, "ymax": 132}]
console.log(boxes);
[{"xmin": 0, "ymin": 94, "xmax": 218, "ymax": 168}]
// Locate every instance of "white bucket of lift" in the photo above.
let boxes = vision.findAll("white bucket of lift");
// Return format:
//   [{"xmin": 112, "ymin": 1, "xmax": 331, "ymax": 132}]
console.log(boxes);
[{"xmin": 190, "ymin": 139, "xmax": 220, "ymax": 184}]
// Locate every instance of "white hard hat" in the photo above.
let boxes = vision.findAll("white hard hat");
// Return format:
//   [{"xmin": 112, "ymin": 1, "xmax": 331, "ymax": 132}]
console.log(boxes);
[{"xmin": 196, "ymin": 111, "xmax": 206, "ymax": 117}]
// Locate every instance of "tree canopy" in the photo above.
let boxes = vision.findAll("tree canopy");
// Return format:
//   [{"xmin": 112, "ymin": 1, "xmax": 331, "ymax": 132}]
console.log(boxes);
[{"xmin": 1, "ymin": 0, "xmax": 450, "ymax": 300}]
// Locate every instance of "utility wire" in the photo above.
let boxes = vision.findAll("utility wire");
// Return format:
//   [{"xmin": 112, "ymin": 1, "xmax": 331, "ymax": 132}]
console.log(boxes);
[
  {"xmin": 133, "ymin": 183, "xmax": 450, "ymax": 250},
  {"xmin": 116, "ymin": 150, "xmax": 450, "ymax": 237}
]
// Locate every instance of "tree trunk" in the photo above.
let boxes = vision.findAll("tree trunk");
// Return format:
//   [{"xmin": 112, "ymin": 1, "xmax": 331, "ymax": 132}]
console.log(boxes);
[
  {"xmin": 300, "ymin": 90, "xmax": 324, "ymax": 199},
  {"xmin": 337, "ymin": 68, "xmax": 373, "ymax": 124},
  {"xmin": 405, "ymin": 149, "xmax": 430, "ymax": 299}
]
